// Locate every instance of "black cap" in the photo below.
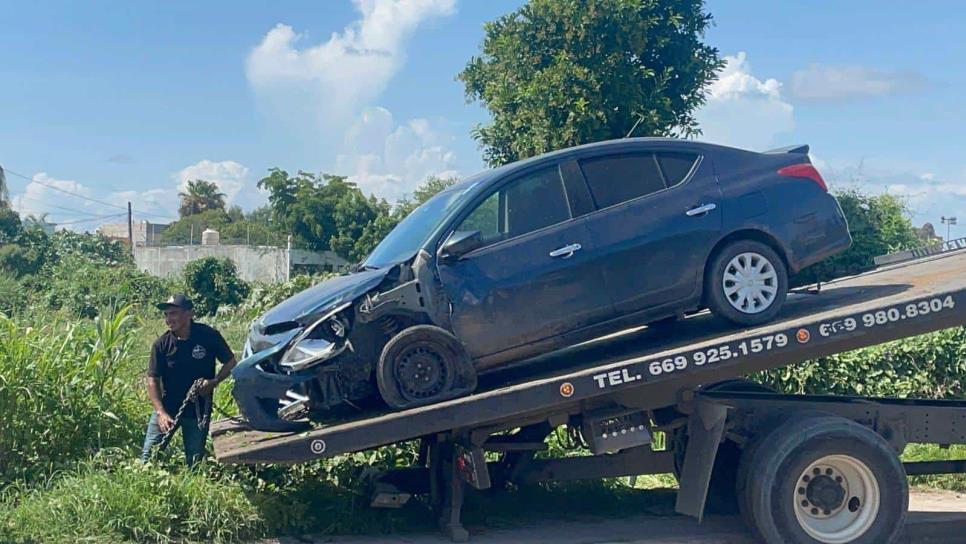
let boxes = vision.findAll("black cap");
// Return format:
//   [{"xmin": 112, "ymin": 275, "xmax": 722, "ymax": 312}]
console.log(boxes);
[{"xmin": 157, "ymin": 293, "xmax": 194, "ymax": 311}]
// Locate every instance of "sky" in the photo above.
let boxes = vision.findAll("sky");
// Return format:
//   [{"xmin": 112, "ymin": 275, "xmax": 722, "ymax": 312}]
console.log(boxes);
[{"xmin": 1, "ymin": 0, "xmax": 964, "ymax": 237}]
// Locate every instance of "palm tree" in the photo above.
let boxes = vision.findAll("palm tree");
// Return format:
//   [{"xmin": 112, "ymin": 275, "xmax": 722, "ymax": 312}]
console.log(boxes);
[{"xmin": 178, "ymin": 179, "xmax": 226, "ymax": 217}]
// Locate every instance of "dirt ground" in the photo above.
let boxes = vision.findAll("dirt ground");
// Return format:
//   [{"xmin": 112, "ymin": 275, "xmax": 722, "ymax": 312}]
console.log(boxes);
[{"xmin": 266, "ymin": 489, "xmax": 966, "ymax": 544}]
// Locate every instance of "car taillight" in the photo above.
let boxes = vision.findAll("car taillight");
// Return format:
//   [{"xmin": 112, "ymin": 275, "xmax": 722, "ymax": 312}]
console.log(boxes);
[{"xmin": 777, "ymin": 163, "xmax": 828, "ymax": 192}]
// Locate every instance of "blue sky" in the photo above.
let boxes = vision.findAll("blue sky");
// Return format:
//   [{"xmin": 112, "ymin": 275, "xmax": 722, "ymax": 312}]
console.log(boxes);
[{"xmin": 1, "ymin": 0, "xmax": 964, "ymax": 236}]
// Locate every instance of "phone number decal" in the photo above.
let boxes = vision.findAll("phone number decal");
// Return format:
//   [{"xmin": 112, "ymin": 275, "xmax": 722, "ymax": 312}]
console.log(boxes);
[
  {"xmin": 819, "ymin": 295, "xmax": 955, "ymax": 337},
  {"xmin": 590, "ymin": 294, "xmax": 959, "ymax": 389}
]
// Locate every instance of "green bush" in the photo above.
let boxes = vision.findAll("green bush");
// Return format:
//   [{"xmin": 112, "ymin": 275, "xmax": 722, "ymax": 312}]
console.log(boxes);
[
  {"xmin": 0, "ymin": 272, "xmax": 27, "ymax": 315},
  {"xmin": 38, "ymin": 256, "xmax": 174, "ymax": 318},
  {"xmin": 0, "ymin": 307, "xmax": 145, "ymax": 484},
  {"xmin": 758, "ymin": 327, "xmax": 966, "ymax": 398},
  {"xmin": 183, "ymin": 258, "xmax": 250, "ymax": 316}
]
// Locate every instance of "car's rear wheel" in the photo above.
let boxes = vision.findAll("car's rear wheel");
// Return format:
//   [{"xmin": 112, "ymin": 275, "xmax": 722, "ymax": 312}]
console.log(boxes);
[
  {"xmin": 706, "ymin": 240, "xmax": 788, "ymax": 326},
  {"xmin": 376, "ymin": 325, "xmax": 477, "ymax": 410}
]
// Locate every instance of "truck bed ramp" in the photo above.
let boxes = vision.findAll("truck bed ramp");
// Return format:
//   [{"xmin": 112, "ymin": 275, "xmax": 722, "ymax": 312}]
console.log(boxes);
[{"xmin": 213, "ymin": 250, "xmax": 966, "ymax": 464}]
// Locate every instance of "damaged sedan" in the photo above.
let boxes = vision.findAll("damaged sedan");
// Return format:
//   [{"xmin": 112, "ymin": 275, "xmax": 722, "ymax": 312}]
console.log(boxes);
[{"xmin": 233, "ymin": 138, "xmax": 852, "ymax": 431}]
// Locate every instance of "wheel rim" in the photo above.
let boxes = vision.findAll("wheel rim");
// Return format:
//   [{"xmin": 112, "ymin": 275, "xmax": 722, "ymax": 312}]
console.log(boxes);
[
  {"xmin": 793, "ymin": 454, "xmax": 880, "ymax": 543},
  {"xmin": 394, "ymin": 344, "xmax": 451, "ymax": 401},
  {"xmin": 722, "ymin": 252, "xmax": 778, "ymax": 314}
]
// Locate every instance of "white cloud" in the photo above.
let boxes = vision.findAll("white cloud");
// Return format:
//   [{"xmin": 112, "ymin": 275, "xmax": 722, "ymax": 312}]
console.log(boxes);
[
  {"xmin": 696, "ymin": 52, "xmax": 795, "ymax": 151},
  {"xmin": 336, "ymin": 107, "xmax": 458, "ymax": 201},
  {"xmin": 820, "ymin": 160, "xmax": 966, "ymax": 234},
  {"xmin": 790, "ymin": 65, "xmax": 925, "ymax": 101},
  {"xmin": 9, "ymin": 173, "xmax": 109, "ymax": 230},
  {"xmin": 245, "ymin": 0, "xmax": 455, "ymax": 129}
]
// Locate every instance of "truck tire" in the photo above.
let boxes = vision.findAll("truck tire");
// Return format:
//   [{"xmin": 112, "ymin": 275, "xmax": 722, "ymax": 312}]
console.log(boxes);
[
  {"xmin": 743, "ymin": 415, "xmax": 907, "ymax": 544},
  {"xmin": 377, "ymin": 325, "xmax": 477, "ymax": 410},
  {"xmin": 706, "ymin": 240, "xmax": 788, "ymax": 326}
]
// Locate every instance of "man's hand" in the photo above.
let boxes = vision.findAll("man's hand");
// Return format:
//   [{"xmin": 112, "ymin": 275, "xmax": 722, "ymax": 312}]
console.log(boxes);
[
  {"xmin": 157, "ymin": 412, "xmax": 176, "ymax": 434},
  {"xmin": 199, "ymin": 378, "xmax": 219, "ymax": 397}
]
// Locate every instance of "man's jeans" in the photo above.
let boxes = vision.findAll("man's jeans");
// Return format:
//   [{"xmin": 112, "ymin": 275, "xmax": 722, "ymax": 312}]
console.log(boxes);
[{"xmin": 140, "ymin": 411, "xmax": 209, "ymax": 466}]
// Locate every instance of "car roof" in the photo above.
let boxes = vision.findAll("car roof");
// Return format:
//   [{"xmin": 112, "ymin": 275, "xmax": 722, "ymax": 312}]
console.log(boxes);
[{"xmin": 451, "ymin": 137, "xmax": 738, "ymax": 197}]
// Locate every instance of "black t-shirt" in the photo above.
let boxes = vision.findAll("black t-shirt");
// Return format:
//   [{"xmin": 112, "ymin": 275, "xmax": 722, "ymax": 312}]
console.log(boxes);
[{"xmin": 148, "ymin": 322, "xmax": 234, "ymax": 415}]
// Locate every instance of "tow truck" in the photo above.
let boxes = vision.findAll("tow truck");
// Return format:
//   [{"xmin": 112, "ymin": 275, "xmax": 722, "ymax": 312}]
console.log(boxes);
[{"xmin": 213, "ymin": 240, "xmax": 966, "ymax": 544}]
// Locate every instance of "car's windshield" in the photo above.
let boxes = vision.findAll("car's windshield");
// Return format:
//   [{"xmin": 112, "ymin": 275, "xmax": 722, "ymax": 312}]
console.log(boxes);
[{"xmin": 362, "ymin": 185, "xmax": 475, "ymax": 269}]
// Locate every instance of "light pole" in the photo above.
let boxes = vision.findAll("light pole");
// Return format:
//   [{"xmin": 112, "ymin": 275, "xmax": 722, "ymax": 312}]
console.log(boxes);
[{"xmin": 941, "ymin": 216, "xmax": 958, "ymax": 241}]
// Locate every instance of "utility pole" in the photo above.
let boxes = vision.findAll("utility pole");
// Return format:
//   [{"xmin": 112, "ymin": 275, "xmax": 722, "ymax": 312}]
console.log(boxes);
[
  {"xmin": 941, "ymin": 216, "xmax": 958, "ymax": 241},
  {"xmin": 127, "ymin": 202, "xmax": 134, "ymax": 258}
]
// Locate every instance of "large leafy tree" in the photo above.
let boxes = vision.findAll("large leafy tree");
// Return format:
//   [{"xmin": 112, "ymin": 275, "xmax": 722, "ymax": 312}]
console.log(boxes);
[
  {"xmin": 258, "ymin": 169, "xmax": 390, "ymax": 261},
  {"xmin": 459, "ymin": 0, "xmax": 723, "ymax": 166},
  {"xmin": 178, "ymin": 179, "xmax": 226, "ymax": 217}
]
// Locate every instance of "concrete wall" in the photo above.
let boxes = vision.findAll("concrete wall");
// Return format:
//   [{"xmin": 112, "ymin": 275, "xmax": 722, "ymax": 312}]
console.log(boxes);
[{"xmin": 134, "ymin": 244, "xmax": 348, "ymax": 283}]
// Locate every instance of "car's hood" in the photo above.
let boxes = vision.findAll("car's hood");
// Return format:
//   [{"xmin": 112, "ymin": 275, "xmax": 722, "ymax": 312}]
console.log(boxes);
[{"xmin": 258, "ymin": 267, "xmax": 391, "ymax": 330}]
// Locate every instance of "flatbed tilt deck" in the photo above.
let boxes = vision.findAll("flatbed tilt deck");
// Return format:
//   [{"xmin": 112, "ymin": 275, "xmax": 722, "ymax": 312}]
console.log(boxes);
[{"xmin": 214, "ymin": 242, "xmax": 966, "ymax": 544}]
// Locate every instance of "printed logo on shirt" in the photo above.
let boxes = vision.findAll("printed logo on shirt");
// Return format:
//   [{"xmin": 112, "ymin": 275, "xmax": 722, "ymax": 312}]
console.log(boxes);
[{"xmin": 192, "ymin": 345, "xmax": 207, "ymax": 359}]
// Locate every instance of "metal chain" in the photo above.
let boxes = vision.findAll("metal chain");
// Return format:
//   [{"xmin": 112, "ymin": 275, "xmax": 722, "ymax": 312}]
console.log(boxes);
[{"xmin": 156, "ymin": 378, "xmax": 212, "ymax": 452}]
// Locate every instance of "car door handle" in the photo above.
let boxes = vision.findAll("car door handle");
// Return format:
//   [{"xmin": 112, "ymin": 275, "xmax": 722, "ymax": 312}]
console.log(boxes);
[
  {"xmin": 549, "ymin": 243, "xmax": 582, "ymax": 258},
  {"xmin": 686, "ymin": 203, "xmax": 717, "ymax": 217}
]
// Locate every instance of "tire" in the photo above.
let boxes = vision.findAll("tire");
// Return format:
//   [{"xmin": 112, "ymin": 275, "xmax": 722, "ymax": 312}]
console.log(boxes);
[
  {"xmin": 706, "ymin": 240, "xmax": 788, "ymax": 326},
  {"xmin": 743, "ymin": 415, "xmax": 907, "ymax": 544},
  {"xmin": 376, "ymin": 325, "xmax": 477, "ymax": 410}
]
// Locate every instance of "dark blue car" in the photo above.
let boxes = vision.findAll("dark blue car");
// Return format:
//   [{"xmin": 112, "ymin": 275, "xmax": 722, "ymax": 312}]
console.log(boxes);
[{"xmin": 233, "ymin": 138, "xmax": 851, "ymax": 431}]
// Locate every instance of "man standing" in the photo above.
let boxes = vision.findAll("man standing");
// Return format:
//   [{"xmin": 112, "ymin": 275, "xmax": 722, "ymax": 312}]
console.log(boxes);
[{"xmin": 140, "ymin": 293, "xmax": 237, "ymax": 465}]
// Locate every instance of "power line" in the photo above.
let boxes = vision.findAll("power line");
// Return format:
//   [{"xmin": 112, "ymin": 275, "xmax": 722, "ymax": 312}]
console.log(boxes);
[
  {"xmin": 15, "ymin": 194, "xmax": 113, "ymax": 218},
  {"xmin": 52, "ymin": 213, "xmax": 129, "ymax": 226},
  {"xmin": 2, "ymin": 167, "xmax": 176, "ymax": 221}
]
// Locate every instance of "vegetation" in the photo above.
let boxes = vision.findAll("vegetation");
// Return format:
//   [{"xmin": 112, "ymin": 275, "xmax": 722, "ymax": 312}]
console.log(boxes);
[
  {"xmin": 183, "ymin": 257, "xmax": 251, "ymax": 316},
  {"xmin": 459, "ymin": 0, "xmax": 723, "ymax": 166},
  {"xmin": 179, "ymin": 180, "xmax": 226, "ymax": 218}
]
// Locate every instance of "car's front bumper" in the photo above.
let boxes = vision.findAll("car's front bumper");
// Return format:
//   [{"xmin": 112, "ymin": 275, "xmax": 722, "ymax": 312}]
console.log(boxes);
[{"xmin": 231, "ymin": 341, "xmax": 315, "ymax": 432}]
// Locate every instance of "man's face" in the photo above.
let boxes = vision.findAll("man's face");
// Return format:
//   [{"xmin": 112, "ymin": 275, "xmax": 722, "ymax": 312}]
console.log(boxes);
[{"xmin": 163, "ymin": 307, "xmax": 192, "ymax": 332}]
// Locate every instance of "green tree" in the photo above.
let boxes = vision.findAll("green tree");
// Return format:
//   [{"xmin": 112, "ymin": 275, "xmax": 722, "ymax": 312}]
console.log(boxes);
[
  {"xmin": 459, "ymin": 0, "xmax": 723, "ymax": 166},
  {"xmin": 393, "ymin": 176, "xmax": 458, "ymax": 219},
  {"xmin": 178, "ymin": 180, "xmax": 226, "ymax": 217},
  {"xmin": 257, "ymin": 169, "xmax": 389, "ymax": 261},
  {"xmin": 794, "ymin": 189, "xmax": 922, "ymax": 285},
  {"xmin": 182, "ymin": 257, "xmax": 250, "ymax": 316},
  {"xmin": 0, "ymin": 207, "xmax": 22, "ymax": 244}
]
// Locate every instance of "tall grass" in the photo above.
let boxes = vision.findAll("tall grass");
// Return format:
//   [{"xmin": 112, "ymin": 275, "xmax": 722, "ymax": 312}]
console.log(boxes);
[{"xmin": 0, "ymin": 306, "xmax": 145, "ymax": 484}]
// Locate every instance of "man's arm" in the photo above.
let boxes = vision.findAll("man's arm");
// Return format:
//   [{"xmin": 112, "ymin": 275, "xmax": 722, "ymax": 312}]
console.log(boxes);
[
  {"xmin": 146, "ymin": 343, "xmax": 175, "ymax": 433},
  {"xmin": 201, "ymin": 329, "xmax": 238, "ymax": 395},
  {"xmin": 146, "ymin": 376, "xmax": 176, "ymax": 433}
]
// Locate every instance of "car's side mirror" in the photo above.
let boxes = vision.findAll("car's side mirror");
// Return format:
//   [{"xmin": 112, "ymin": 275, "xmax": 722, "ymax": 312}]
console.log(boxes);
[{"xmin": 439, "ymin": 230, "xmax": 483, "ymax": 262}]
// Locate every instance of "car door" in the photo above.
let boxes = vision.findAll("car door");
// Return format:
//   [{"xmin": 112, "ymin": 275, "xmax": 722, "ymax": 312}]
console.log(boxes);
[
  {"xmin": 436, "ymin": 163, "xmax": 613, "ymax": 360},
  {"xmin": 577, "ymin": 149, "xmax": 722, "ymax": 316}
]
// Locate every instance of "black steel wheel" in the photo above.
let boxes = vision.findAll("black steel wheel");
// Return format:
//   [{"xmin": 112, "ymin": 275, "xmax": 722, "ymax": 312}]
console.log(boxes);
[{"xmin": 377, "ymin": 325, "xmax": 477, "ymax": 410}]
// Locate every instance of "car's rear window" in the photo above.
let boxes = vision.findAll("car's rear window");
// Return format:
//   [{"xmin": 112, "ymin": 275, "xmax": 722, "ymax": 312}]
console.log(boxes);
[
  {"xmin": 579, "ymin": 153, "xmax": 665, "ymax": 209},
  {"xmin": 656, "ymin": 152, "xmax": 698, "ymax": 188}
]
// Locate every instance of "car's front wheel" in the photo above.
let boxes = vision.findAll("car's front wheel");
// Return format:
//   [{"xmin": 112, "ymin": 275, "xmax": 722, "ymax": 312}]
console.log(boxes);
[
  {"xmin": 376, "ymin": 325, "xmax": 478, "ymax": 410},
  {"xmin": 706, "ymin": 240, "xmax": 788, "ymax": 326}
]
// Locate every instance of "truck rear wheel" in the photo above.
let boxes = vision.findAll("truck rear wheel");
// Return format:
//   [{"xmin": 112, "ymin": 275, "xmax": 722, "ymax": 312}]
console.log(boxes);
[
  {"xmin": 377, "ymin": 325, "xmax": 477, "ymax": 410},
  {"xmin": 742, "ymin": 415, "xmax": 907, "ymax": 544}
]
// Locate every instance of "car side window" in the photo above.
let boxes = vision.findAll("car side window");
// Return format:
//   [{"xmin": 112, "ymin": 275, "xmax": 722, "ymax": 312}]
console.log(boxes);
[
  {"xmin": 656, "ymin": 152, "xmax": 699, "ymax": 188},
  {"xmin": 579, "ymin": 153, "xmax": 665, "ymax": 209},
  {"xmin": 456, "ymin": 166, "xmax": 571, "ymax": 245}
]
